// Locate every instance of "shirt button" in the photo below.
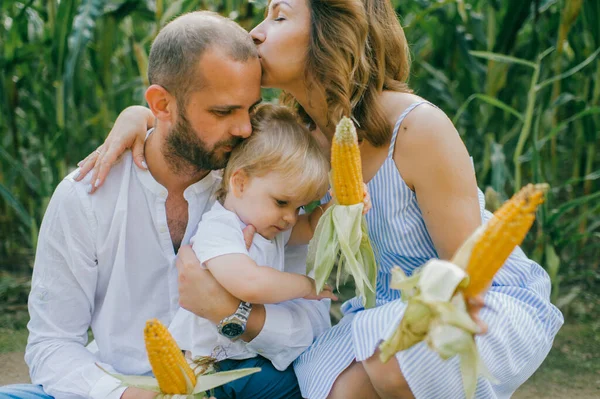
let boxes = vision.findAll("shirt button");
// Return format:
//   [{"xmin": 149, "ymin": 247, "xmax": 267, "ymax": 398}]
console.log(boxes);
[
  {"xmin": 159, "ymin": 225, "xmax": 167, "ymax": 233},
  {"xmin": 161, "ymin": 189, "xmax": 168, "ymax": 198}
]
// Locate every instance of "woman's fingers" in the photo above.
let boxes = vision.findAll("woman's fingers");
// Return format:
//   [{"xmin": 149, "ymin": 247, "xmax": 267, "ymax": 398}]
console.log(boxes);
[
  {"xmin": 467, "ymin": 295, "xmax": 488, "ymax": 334},
  {"xmin": 362, "ymin": 183, "xmax": 372, "ymax": 214},
  {"xmin": 87, "ymin": 137, "xmax": 130, "ymax": 193},
  {"xmin": 75, "ymin": 150, "xmax": 100, "ymax": 181},
  {"xmin": 132, "ymin": 135, "xmax": 148, "ymax": 171}
]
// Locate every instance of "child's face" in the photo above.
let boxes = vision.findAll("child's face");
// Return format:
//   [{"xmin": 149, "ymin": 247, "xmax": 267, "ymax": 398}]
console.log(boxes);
[{"xmin": 233, "ymin": 171, "xmax": 309, "ymax": 240}]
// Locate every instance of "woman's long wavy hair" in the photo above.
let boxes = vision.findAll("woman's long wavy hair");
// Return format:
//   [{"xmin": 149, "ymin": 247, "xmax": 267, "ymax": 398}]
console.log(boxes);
[{"xmin": 281, "ymin": 0, "xmax": 412, "ymax": 146}]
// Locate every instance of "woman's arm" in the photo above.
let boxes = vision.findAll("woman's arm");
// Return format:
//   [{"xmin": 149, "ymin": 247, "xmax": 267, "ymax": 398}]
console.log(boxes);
[
  {"xmin": 76, "ymin": 106, "xmax": 154, "ymax": 193},
  {"xmin": 394, "ymin": 104, "xmax": 482, "ymax": 260},
  {"xmin": 287, "ymin": 202, "xmax": 330, "ymax": 246},
  {"xmin": 288, "ymin": 185, "xmax": 371, "ymax": 246},
  {"xmin": 394, "ymin": 103, "xmax": 487, "ymax": 329},
  {"xmin": 205, "ymin": 253, "xmax": 336, "ymax": 303}
]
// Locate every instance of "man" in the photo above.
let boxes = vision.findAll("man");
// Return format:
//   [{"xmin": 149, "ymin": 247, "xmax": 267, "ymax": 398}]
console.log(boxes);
[{"xmin": 0, "ymin": 11, "xmax": 329, "ymax": 399}]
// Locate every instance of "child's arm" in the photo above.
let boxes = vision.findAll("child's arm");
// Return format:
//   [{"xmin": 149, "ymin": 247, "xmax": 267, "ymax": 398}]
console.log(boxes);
[
  {"xmin": 288, "ymin": 183, "xmax": 372, "ymax": 246},
  {"xmin": 205, "ymin": 254, "xmax": 337, "ymax": 304}
]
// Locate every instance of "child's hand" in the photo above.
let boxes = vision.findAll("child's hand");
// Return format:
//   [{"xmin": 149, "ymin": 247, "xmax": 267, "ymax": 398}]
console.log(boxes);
[{"xmin": 303, "ymin": 277, "xmax": 338, "ymax": 301}]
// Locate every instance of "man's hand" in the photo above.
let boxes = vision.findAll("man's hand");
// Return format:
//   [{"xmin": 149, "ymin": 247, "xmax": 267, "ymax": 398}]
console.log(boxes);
[
  {"xmin": 242, "ymin": 224, "xmax": 256, "ymax": 250},
  {"xmin": 121, "ymin": 387, "xmax": 158, "ymax": 399},
  {"xmin": 176, "ymin": 246, "xmax": 240, "ymax": 325}
]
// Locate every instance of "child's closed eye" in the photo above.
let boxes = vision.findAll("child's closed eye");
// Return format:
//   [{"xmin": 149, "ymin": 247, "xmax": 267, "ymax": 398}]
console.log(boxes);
[{"xmin": 275, "ymin": 199, "xmax": 288, "ymax": 207}]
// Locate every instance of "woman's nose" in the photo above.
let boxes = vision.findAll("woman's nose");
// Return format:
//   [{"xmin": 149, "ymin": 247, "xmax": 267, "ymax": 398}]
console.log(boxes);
[{"xmin": 250, "ymin": 25, "xmax": 265, "ymax": 45}]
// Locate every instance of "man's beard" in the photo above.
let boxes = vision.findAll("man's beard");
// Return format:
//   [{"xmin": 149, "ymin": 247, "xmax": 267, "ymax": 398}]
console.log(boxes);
[{"xmin": 164, "ymin": 109, "xmax": 240, "ymax": 174}]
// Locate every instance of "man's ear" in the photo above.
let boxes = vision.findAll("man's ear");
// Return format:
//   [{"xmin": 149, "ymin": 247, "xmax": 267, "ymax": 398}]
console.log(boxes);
[
  {"xmin": 230, "ymin": 169, "xmax": 249, "ymax": 198},
  {"xmin": 145, "ymin": 84, "xmax": 175, "ymax": 121}
]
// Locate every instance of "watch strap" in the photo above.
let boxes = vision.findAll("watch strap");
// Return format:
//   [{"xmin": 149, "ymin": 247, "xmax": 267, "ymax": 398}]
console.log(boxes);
[{"xmin": 236, "ymin": 301, "xmax": 252, "ymax": 322}]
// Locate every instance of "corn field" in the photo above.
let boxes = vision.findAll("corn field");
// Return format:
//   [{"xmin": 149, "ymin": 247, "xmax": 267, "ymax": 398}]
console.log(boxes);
[{"xmin": 1, "ymin": 0, "xmax": 599, "ymax": 319}]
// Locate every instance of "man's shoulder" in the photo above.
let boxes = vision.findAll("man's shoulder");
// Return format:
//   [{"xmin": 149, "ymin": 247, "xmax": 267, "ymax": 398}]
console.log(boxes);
[
  {"xmin": 53, "ymin": 153, "xmax": 134, "ymax": 213},
  {"xmin": 70, "ymin": 152, "xmax": 132, "ymax": 187}
]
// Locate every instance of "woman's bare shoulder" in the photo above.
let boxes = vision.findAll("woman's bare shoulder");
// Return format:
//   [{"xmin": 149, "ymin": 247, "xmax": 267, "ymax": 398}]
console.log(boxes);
[
  {"xmin": 379, "ymin": 91, "xmax": 424, "ymax": 123},
  {"xmin": 385, "ymin": 94, "xmax": 470, "ymax": 190}
]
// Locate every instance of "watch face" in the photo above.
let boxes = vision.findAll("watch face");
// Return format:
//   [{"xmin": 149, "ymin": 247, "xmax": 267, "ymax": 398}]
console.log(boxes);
[{"xmin": 221, "ymin": 323, "xmax": 244, "ymax": 338}]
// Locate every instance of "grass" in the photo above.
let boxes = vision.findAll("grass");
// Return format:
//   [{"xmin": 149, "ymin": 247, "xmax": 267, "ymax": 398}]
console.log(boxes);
[
  {"xmin": 516, "ymin": 321, "xmax": 600, "ymax": 398},
  {"xmin": 0, "ymin": 310, "xmax": 29, "ymax": 354},
  {"xmin": 0, "ymin": 329, "xmax": 29, "ymax": 354},
  {"xmin": 527, "ymin": 322, "xmax": 600, "ymax": 386}
]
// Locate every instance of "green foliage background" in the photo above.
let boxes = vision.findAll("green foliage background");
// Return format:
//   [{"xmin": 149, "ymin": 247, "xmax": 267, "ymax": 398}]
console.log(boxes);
[{"xmin": 1, "ymin": 0, "xmax": 599, "ymax": 321}]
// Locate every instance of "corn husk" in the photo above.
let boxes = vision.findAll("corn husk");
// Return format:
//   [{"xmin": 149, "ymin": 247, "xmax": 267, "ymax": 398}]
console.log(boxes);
[
  {"xmin": 378, "ymin": 262, "xmax": 493, "ymax": 399},
  {"xmin": 307, "ymin": 198, "xmax": 378, "ymax": 308},
  {"xmin": 306, "ymin": 118, "xmax": 378, "ymax": 308},
  {"xmin": 97, "ymin": 361, "xmax": 260, "ymax": 399},
  {"xmin": 378, "ymin": 184, "xmax": 548, "ymax": 398}
]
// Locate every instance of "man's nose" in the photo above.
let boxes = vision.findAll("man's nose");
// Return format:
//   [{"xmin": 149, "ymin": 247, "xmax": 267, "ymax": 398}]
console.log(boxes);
[{"xmin": 231, "ymin": 117, "xmax": 252, "ymax": 139}]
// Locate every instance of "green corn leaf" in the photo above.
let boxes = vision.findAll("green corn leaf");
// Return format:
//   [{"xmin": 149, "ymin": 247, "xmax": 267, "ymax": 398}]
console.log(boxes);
[
  {"xmin": 469, "ymin": 51, "xmax": 537, "ymax": 69},
  {"xmin": 536, "ymin": 47, "xmax": 600, "ymax": 91},
  {"xmin": 307, "ymin": 207, "xmax": 338, "ymax": 292},
  {"xmin": 307, "ymin": 204, "xmax": 378, "ymax": 307},
  {"xmin": 0, "ymin": 184, "xmax": 33, "ymax": 229},
  {"xmin": 453, "ymin": 93, "xmax": 524, "ymax": 125},
  {"xmin": 65, "ymin": 0, "xmax": 105, "ymax": 96}
]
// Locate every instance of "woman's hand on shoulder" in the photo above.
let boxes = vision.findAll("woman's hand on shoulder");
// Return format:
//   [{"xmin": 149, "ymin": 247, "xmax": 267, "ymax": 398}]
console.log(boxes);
[
  {"xmin": 393, "ymin": 103, "xmax": 481, "ymax": 260},
  {"xmin": 75, "ymin": 105, "xmax": 154, "ymax": 193}
]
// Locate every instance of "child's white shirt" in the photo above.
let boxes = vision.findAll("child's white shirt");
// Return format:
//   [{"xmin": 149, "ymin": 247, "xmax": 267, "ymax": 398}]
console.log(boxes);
[{"xmin": 169, "ymin": 201, "xmax": 292, "ymax": 364}]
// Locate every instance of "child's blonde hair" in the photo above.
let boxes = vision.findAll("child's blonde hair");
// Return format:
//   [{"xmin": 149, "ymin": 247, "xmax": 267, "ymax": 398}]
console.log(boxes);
[{"xmin": 217, "ymin": 104, "xmax": 330, "ymax": 204}]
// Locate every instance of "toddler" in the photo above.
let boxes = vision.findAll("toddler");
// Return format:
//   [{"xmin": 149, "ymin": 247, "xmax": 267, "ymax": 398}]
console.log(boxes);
[{"xmin": 169, "ymin": 104, "xmax": 369, "ymax": 366}]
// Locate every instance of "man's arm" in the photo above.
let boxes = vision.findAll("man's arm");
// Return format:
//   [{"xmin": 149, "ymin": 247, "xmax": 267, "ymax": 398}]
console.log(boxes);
[
  {"xmin": 243, "ymin": 243, "xmax": 331, "ymax": 369},
  {"xmin": 176, "ymin": 244, "xmax": 331, "ymax": 371},
  {"xmin": 25, "ymin": 177, "xmax": 127, "ymax": 399}
]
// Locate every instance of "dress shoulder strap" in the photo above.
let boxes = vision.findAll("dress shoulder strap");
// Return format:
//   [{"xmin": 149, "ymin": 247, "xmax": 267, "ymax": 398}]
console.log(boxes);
[{"xmin": 388, "ymin": 101, "xmax": 435, "ymax": 158}]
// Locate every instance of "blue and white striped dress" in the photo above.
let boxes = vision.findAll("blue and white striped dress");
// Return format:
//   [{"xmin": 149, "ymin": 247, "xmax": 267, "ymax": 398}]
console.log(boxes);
[{"xmin": 294, "ymin": 101, "xmax": 564, "ymax": 399}]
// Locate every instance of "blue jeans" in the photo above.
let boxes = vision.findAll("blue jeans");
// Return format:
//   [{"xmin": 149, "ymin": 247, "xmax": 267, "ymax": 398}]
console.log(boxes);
[
  {"xmin": 0, "ymin": 356, "xmax": 300, "ymax": 399},
  {"xmin": 0, "ymin": 385, "xmax": 52, "ymax": 399},
  {"xmin": 213, "ymin": 356, "xmax": 302, "ymax": 399}
]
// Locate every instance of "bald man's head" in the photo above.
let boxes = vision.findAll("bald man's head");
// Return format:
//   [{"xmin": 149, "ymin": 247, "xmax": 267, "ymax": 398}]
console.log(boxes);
[{"xmin": 148, "ymin": 11, "xmax": 257, "ymax": 103}]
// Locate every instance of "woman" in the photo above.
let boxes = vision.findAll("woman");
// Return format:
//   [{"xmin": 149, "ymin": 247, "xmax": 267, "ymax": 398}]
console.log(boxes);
[{"xmin": 78, "ymin": 1, "xmax": 563, "ymax": 398}]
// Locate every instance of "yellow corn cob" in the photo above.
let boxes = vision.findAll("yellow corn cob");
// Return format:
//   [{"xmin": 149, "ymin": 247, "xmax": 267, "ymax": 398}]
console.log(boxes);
[
  {"xmin": 462, "ymin": 183, "xmax": 548, "ymax": 298},
  {"xmin": 144, "ymin": 319, "xmax": 196, "ymax": 394},
  {"xmin": 331, "ymin": 117, "xmax": 363, "ymax": 205}
]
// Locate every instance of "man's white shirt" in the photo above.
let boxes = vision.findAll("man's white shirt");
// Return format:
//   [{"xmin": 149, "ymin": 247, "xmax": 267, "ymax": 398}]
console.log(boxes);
[
  {"xmin": 170, "ymin": 201, "xmax": 294, "ymax": 364},
  {"xmin": 25, "ymin": 152, "xmax": 330, "ymax": 399}
]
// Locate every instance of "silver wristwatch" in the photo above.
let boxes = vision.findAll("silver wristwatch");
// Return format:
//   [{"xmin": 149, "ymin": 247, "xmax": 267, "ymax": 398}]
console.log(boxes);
[{"xmin": 217, "ymin": 301, "xmax": 252, "ymax": 340}]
